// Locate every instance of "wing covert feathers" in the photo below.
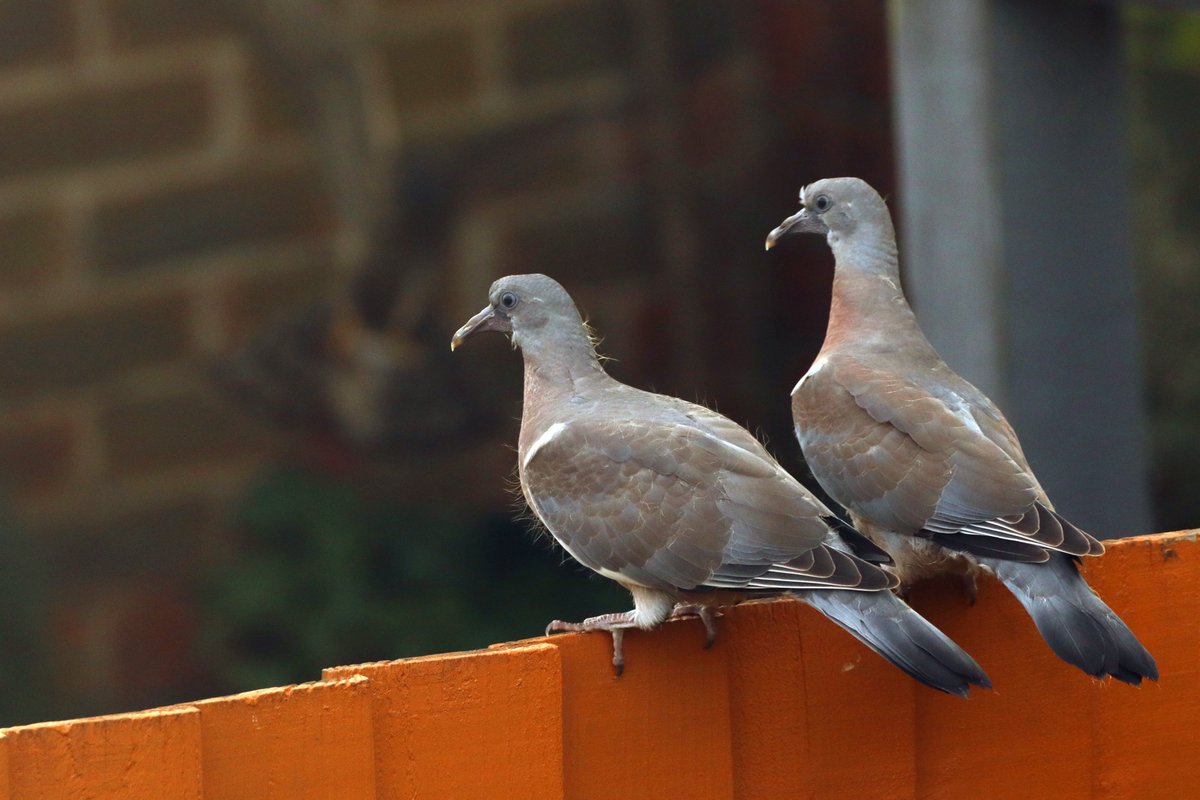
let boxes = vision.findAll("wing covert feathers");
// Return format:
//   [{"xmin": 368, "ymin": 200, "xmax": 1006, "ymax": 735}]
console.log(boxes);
[
  {"xmin": 794, "ymin": 354, "xmax": 1103, "ymax": 561},
  {"xmin": 522, "ymin": 408, "xmax": 896, "ymax": 594}
]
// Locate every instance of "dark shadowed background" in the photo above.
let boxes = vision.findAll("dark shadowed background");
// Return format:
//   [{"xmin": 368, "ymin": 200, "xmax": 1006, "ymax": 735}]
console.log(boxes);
[{"xmin": 0, "ymin": 0, "xmax": 1195, "ymax": 725}]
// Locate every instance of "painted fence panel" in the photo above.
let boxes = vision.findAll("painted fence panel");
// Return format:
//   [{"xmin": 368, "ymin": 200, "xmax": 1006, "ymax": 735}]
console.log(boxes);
[
  {"xmin": 325, "ymin": 642, "xmax": 563, "ymax": 800},
  {"xmin": 192, "ymin": 676, "xmax": 376, "ymax": 800},
  {"xmin": 0, "ymin": 531, "xmax": 1194, "ymax": 799},
  {"xmin": 4, "ymin": 707, "xmax": 203, "ymax": 799}
]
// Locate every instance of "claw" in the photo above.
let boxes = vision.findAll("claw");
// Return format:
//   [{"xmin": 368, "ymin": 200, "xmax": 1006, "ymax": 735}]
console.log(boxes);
[
  {"xmin": 543, "ymin": 611, "xmax": 637, "ymax": 677},
  {"xmin": 699, "ymin": 607, "xmax": 719, "ymax": 649},
  {"xmin": 670, "ymin": 603, "xmax": 722, "ymax": 649}
]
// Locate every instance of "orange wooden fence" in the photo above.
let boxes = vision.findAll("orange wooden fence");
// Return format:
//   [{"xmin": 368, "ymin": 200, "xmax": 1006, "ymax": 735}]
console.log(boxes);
[{"xmin": 1, "ymin": 530, "xmax": 1196, "ymax": 799}]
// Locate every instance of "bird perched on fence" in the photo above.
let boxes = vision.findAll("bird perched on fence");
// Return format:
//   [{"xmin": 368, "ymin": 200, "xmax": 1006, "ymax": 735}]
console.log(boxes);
[
  {"xmin": 766, "ymin": 177, "xmax": 1157, "ymax": 684},
  {"xmin": 451, "ymin": 273, "xmax": 990, "ymax": 695}
]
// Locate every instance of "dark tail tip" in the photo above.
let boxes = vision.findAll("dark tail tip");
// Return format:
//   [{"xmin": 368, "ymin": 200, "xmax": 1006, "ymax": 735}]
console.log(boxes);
[
  {"xmin": 1101, "ymin": 612, "xmax": 1159, "ymax": 685},
  {"xmin": 991, "ymin": 555, "xmax": 1158, "ymax": 685},
  {"xmin": 805, "ymin": 589, "xmax": 991, "ymax": 697},
  {"xmin": 1025, "ymin": 596, "xmax": 1157, "ymax": 685}
]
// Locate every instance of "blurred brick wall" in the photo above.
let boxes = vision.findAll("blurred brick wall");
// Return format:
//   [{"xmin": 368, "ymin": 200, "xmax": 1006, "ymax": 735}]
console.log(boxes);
[
  {"xmin": 0, "ymin": 0, "xmax": 346, "ymax": 716},
  {"xmin": 0, "ymin": 0, "xmax": 892, "ymax": 719}
]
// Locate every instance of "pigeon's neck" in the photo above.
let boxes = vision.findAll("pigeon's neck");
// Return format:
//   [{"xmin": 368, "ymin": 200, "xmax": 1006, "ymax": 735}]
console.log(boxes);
[
  {"xmin": 822, "ymin": 234, "xmax": 927, "ymax": 354},
  {"xmin": 519, "ymin": 325, "xmax": 612, "ymax": 416}
]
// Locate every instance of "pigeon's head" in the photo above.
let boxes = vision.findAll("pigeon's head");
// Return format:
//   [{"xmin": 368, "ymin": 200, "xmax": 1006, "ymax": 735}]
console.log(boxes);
[
  {"xmin": 450, "ymin": 273, "xmax": 584, "ymax": 352},
  {"xmin": 765, "ymin": 177, "xmax": 890, "ymax": 250}
]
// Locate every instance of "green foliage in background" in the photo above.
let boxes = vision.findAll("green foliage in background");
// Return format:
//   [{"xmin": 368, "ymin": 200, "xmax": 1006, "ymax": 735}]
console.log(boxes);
[
  {"xmin": 201, "ymin": 466, "xmax": 625, "ymax": 690},
  {"xmin": 0, "ymin": 507, "xmax": 54, "ymax": 727},
  {"xmin": 1126, "ymin": 7, "xmax": 1200, "ymax": 530}
]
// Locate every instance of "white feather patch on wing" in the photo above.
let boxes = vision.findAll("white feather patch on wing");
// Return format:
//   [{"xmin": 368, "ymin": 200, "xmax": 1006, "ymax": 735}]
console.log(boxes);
[
  {"xmin": 523, "ymin": 421, "xmax": 568, "ymax": 470},
  {"xmin": 792, "ymin": 355, "xmax": 828, "ymax": 395}
]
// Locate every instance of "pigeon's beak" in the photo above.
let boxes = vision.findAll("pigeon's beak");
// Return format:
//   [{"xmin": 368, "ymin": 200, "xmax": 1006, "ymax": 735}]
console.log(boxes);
[
  {"xmin": 765, "ymin": 208, "xmax": 827, "ymax": 250},
  {"xmin": 450, "ymin": 305, "xmax": 510, "ymax": 351}
]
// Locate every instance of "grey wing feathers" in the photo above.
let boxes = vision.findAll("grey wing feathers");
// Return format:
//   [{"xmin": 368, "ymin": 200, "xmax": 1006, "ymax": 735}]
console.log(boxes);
[
  {"xmin": 822, "ymin": 514, "xmax": 894, "ymax": 563},
  {"xmin": 925, "ymin": 503, "xmax": 1103, "ymax": 560},
  {"xmin": 704, "ymin": 542, "xmax": 897, "ymax": 592},
  {"xmin": 522, "ymin": 408, "xmax": 896, "ymax": 594},
  {"xmin": 796, "ymin": 355, "xmax": 1103, "ymax": 560},
  {"xmin": 522, "ymin": 422, "xmax": 723, "ymax": 590}
]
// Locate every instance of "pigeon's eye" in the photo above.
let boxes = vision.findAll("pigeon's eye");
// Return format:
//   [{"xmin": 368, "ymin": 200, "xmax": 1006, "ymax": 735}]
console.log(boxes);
[
  {"xmin": 499, "ymin": 291, "xmax": 519, "ymax": 310},
  {"xmin": 814, "ymin": 194, "xmax": 832, "ymax": 212}
]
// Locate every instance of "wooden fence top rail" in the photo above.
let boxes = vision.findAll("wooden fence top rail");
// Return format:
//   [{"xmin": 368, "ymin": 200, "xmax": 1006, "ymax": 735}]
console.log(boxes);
[{"xmin": 1, "ymin": 530, "xmax": 1195, "ymax": 799}]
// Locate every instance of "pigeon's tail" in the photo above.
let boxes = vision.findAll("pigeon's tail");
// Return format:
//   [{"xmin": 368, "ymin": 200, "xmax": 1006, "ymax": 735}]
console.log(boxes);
[
  {"xmin": 983, "ymin": 553, "xmax": 1158, "ymax": 685},
  {"xmin": 804, "ymin": 589, "xmax": 991, "ymax": 697}
]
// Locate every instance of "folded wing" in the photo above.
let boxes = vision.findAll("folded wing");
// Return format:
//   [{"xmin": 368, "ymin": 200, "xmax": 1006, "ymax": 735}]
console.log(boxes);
[
  {"xmin": 522, "ymin": 410, "xmax": 895, "ymax": 593},
  {"xmin": 794, "ymin": 354, "xmax": 1102, "ymax": 560}
]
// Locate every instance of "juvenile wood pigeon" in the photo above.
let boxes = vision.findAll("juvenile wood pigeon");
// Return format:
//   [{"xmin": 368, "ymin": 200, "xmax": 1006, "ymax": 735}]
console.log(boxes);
[
  {"xmin": 452, "ymin": 273, "xmax": 990, "ymax": 695},
  {"xmin": 767, "ymin": 177, "xmax": 1157, "ymax": 684}
]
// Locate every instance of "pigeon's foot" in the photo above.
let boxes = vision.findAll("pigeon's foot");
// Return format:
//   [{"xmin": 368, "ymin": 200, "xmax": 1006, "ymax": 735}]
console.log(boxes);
[
  {"xmin": 546, "ymin": 611, "xmax": 638, "ymax": 676},
  {"xmin": 669, "ymin": 604, "xmax": 722, "ymax": 649}
]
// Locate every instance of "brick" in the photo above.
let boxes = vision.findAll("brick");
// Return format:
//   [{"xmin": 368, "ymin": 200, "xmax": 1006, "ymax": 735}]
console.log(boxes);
[
  {"xmin": 211, "ymin": 302, "xmax": 339, "ymax": 438},
  {"xmin": 0, "ymin": 77, "xmax": 213, "ymax": 181},
  {"xmin": 501, "ymin": 192, "xmax": 656, "ymax": 284},
  {"xmin": 0, "ymin": 0, "xmax": 73, "ymax": 66},
  {"xmin": 112, "ymin": 587, "xmax": 207, "ymax": 703},
  {"xmin": 222, "ymin": 260, "xmax": 335, "ymax": 347},
  {"xmin": 47, "ymin": 589, "xmax": 135, "ymax": 712},
  {"xmin": 105, "ymin": 0, "xmax": 231, "ymax": 49},
  {"xmin": 101, "ymin": 386, "xmax": 273, "ymax": 475},
  {"xmin": 507, "ymin": 0, "xmax": 634, "ymax": 86},
  {"xmin": 381, "ymin": 27, "xmax": 478, "ymax": 113},
  {"xmin": 460, "ymin": 115, "xmax": 637, "ymax": 198},
  {"xmin": 568, "ymin": 283, "xmax": 659, "ymax": 385},
  {"xmin": 0, "ymin": 206, "xmax": 65, "ymax": 288},
  {"xmin": 43, "ymin": 499, "xmax": 215, "ymax": 587},
  {"xmin": 0, "ymin": 415, "xmax": 78, "ymax": 497},
  {"xmin": 94, "ymin": 166, "xmax": 332, "ymax": 272},
  {"xmin": 760, "ymin": 0, "xmax": 889, "ymax": 99},
  {"xmin": 246, "ymin": 62, "xmax": 308, "ymax": 138},
  {"xmin": 0, "ymin": 296, "xmax": 191, "ymax": 401},
  {"xmin": 49, "ymin": 583, "xmax": 207, "ymax": 715},
  {"xmin": 668, "ymin": 0, "xmax": 743, "ymax": 73}
]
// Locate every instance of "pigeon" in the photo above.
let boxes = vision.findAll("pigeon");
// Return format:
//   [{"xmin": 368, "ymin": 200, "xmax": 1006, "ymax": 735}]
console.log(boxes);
[
  {"xmin": 451, "ymin": 273, "xmax": 990, "ymax": 695},
  {"xmin": 767, "ymin": 177, "xmax": 1157, "ymax": 684}
]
